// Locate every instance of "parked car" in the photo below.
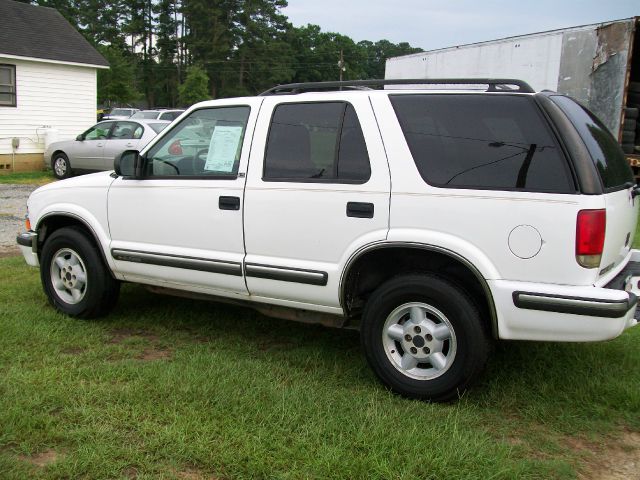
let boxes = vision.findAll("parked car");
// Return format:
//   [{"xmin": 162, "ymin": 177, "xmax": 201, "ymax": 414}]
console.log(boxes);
[
  {"xmin": 45, "ymin": 119, "xmax": 170, "ymax": 179},
  {"xmin": 131, "ymin": 109, "xmax": 185, "ymax": 121},
  {"xmin": 102, "ymin": 108, "xmax": 140, "ymax": 120},
  {"xmin": 18, "ymin": 79, "xmax": 640, "ymax": 402}
]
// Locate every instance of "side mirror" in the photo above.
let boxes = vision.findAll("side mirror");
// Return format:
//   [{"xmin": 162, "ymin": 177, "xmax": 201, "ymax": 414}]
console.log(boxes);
[
  {"xmin": 114, "ymin": 150, "xmax": 143, "ymax": 177},
  {"xmin": 76, "ymin": 134, "xmax": 84, "ymax": 141}
]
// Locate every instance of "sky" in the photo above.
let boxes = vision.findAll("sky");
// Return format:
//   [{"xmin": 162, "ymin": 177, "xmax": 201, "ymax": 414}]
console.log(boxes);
[{"xmin": 282, "ymin": 0, "xmax": 639, "ymax": 51}]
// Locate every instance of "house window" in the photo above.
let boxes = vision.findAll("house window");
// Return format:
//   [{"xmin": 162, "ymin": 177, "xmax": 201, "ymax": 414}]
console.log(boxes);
[{"xmin": 0, "ymin": 64, "xmax": 16, "ymax": 107}]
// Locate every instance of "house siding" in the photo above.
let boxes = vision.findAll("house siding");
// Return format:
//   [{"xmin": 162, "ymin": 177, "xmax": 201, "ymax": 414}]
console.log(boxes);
[{"xmin": 0, "ymin": 57, "xmax": 97, "ymax": 162}]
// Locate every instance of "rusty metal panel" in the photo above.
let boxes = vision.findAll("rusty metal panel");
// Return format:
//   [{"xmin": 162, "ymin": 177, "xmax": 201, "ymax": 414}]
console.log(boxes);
[{"xmin": 587, "ymin": 21, "xmax": 634, "ymax": 136}]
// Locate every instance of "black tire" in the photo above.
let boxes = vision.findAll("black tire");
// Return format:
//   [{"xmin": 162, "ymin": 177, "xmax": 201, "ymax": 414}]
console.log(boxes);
[
  {"xmin": 629, "ymin": 82, "xmax": 640, "ymax": 94},
  {"xmin": 623, "ymin": 119, "xmax": 636, "ymax": 132},
  {"xmin": 629, "ymin": 92, "xmax": 640, "ymax": 105},
  {"xmin": 40, "ymin": 227, "xmax": 120, "ymax": 318},
  {"xmin": 51, "ymin": 152, "xmax": 72, "ymax": 180},
  {"xmin": 625, "ymin": 107, "xmax": 639, "ymax": 119},
  {"xmin": 622, "ymin": 143, "xmax": 634, "ymax": 154},
  {"xmin": 622, "ymin": 131, "xmax": 636, "ymax": 144},
  {"xmin": 360, "ymin": 274, "xmax": 490, "ymax": 402}
]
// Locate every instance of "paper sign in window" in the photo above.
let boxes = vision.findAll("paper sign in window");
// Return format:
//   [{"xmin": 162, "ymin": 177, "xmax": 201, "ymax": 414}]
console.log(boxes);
[{"xmin": 204, "ymin": 126, "xmax": 243, "ymax": 172}]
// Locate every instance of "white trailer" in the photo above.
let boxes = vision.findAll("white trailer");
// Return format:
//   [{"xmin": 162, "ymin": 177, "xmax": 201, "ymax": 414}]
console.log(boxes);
[{"xmin": 385, "ymin": 17, "xmax": 640, "ymax": 159}]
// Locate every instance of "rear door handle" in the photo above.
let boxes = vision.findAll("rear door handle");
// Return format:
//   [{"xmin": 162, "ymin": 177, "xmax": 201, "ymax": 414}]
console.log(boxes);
[
  {"xmin": 219, "ymin": 196, "xmax": 240, "ymax": 210},
  {"xmin": 346, "ymin": 202, "xmax": 374, "ymax": 218}
]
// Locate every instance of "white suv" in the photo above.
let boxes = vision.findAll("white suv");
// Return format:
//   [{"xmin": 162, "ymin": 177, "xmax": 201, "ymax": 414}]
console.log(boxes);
[{"xmin": 17, "ymin": 79, "xmax": 640, "ymax": 401}]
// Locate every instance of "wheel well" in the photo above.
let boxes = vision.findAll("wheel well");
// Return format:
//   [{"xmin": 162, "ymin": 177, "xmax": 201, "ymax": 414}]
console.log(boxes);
[
  {"xmin": 51, "ymin": 150, "xmax": 67, "ymax": 162},
  {"xmin": 342, "ymin": 246, "xmax": 497, "ymax": 337},
  {"xmin": 36, "ymin": 215, "xmax": 111, "ymax": 275}
]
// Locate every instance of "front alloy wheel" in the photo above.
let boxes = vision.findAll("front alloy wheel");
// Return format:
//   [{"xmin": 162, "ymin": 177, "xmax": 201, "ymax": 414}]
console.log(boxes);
[
  {"xmin": 49, "ymin": 248, "xmax": 88, "ymax": 304},
  {"xmin": 41, "ymin": 227, "xmax": 120, "ymax": 318}
]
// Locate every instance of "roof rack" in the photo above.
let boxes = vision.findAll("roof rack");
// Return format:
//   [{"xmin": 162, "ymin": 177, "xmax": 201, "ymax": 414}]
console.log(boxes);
[{"xmin": 259, "ymin": 78, "xmax": 535, "ymax": 96}]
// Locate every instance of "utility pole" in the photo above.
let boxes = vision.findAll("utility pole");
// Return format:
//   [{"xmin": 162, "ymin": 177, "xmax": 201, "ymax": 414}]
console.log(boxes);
[{"xmin": 338, "ymin": 49, "xmax": 345, "ymax": 81}]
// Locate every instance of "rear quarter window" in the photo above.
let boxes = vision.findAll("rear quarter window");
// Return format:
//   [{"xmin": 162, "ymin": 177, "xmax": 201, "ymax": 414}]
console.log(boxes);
[
  {"xmin": 550, "ymin": 95, "xmax": 633, "ymax": 191},
  {"xmin": 390, "ymin": 94, "xmax": 575, "ymax": 193}
]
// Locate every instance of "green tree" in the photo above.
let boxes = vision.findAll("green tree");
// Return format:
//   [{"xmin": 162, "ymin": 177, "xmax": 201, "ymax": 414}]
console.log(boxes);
[
  {"xmin": 219, "ymin": 0, "xmax": 293, "ymax": 97},
  {"xmin": 358, "ymin": 39, "xmax": 423, "ymax": 79},
  {"xmin": 178, "ymin": 65, "xmax": 210, "ymax": 106},
  {"xmin": 285, "ymin": 24, "xmax": 366, "ymax": 83},
  {"xmin": 154, "ymin": 0, "xmax": 179, "ymax": 105},
  {"xmin": 182, "ymin": 0, "xmax": 238, "ymax": 98},
  {"xmin": 97, "ymin": 45, "xmax": 141, "ymax": 105}
]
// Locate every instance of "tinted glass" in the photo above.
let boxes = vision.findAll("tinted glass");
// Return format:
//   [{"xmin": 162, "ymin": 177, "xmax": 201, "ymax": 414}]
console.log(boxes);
[
  {"xmin": 551, "ymin": 95, "xmax": 633, "ymax": 190},
  {"xmin": 390, "ymin": 94, "xmax": 574, "ymax": 192},
  {"xmin": 338, "ymin": 105, "xmax": 371, "ymax": 180},
  {"xmin": 145, "ymin": 106, "xmax": 250, "ymax": 177},
  {"xmin": 264, "ymin": 102, "xmax": 370, "ymax": 182}
]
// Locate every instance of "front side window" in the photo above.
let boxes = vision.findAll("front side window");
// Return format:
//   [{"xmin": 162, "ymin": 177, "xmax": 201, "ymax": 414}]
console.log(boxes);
[
  {"xmin": 0, "ymin": 64, "xmax": 16, "ymax": 107},
  {"xmin": 390, "ymin": 94, "xmax": 575, "ymax": 193},
  {"xmin": 144, "ymin": 106, "xmax": 251, "ymax": 178},
  {"xmin": 83, "ymin": 122, "xmax": 114, "ymax": 140},
  {"xmin": 264, "ymin": 102, "xmax": 370, "ymax": 183}
]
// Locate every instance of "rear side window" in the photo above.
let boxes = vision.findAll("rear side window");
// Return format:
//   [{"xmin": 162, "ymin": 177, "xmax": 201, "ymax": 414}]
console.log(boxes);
[
  {"xmin": 390, "ymin": 94, "xmax": 574, "ymax": 193},
  {"xmin": 550, "ymin": 95, "xmax": 633, "ymax": 191},
  {"xmin": 264, "ymin": 102, "xmax": 371, "ymax": 183}
]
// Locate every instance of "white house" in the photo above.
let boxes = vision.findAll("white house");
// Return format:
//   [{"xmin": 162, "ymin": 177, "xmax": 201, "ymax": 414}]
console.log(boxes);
[{"xmin": 0, "ymin": 0, "xmax": 109, "ymax": 173}]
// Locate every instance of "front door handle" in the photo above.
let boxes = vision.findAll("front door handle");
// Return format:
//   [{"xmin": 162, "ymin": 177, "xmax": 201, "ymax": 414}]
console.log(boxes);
[
  {"xmin": 346, "ymin": 202, "xmax": 374, "ymax": 218},
  {"xmin": 219, "ymin": 196, "xmax": 240, "ymax": 210}
]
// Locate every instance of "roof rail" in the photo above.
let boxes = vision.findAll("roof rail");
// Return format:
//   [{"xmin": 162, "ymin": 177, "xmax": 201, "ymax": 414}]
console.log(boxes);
[{"xmin": 259, "ymin": 78, "xmax": 535, "ymax": 96}]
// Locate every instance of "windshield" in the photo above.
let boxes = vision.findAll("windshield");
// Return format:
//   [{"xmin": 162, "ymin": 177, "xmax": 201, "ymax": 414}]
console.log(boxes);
[
  {"xmin": 111, "ymin": 109, "xmax": 132, "ymax": 116},
  {"xmin": 148, "ymin": 122, "xmax": 169, "ymax": 133},
  {"xmin": 551, "ymin": 95, "xmax": 633, "ymax": 190},
  {"xmin": 132, "ymin": 111, "xmax": 159, "ymax": 119},
  {"xmin": 159, "ymin": 111, "xmax": 183, "ymax": 121}
]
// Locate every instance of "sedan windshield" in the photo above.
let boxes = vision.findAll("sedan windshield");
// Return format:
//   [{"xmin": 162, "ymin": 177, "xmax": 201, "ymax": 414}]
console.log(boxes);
[
  {"xmin": 111, "ymin": 109, "xmax": 132, "ymax": 116},
  {"xmin": 132, "ymin": 111, "xmax": 160, "ymax": 119}
]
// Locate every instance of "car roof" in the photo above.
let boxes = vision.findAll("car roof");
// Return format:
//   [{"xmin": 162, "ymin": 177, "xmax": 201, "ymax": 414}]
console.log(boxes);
[{"xmin": 96, "ymin": 119, "xmax": 170, "ymax": 126}]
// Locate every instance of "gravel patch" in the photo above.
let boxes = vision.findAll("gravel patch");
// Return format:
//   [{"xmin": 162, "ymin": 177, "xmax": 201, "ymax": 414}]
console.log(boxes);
[{"xmin": 0, "ymin": 184, "xmax": 39, "ymax": 256}]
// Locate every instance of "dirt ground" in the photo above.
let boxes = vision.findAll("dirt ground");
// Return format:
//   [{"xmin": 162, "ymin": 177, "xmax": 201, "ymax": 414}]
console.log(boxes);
[{"xmin": 0, "ymin": 184, "xmax": 37, "ymax": 257}]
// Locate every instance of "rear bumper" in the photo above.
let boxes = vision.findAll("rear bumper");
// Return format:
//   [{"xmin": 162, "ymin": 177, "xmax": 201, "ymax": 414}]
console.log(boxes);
[
  {"xmin": 16, "ymin": 231, "xmax": 39, "ymax": 267},
  {"xmin": 490, "ymin": 266, "xmax": 639, "ymax": 341},
  {"xmin": 512, "ymin": 291, "xmax": 637, "ymax": 319}
]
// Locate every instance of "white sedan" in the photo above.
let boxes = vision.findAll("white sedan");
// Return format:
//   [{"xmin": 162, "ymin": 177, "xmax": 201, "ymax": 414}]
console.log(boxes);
[{"xmin": 45, "ymin": 120, "xmax": 170, "ymax": 179}]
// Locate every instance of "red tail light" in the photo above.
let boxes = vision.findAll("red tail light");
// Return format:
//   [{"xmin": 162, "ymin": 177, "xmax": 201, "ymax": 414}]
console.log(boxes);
[
  {"xmin": 168, "ymin": 140, "xmax": 183, "ymax": 155},
  {"xmin": 576, "ymin": 209, "xmax": 605, "ymax": 268}
]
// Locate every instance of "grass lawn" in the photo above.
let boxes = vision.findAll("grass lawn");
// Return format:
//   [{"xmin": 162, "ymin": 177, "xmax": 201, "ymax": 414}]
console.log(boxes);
[
  {"xmin": 1, "ymin": 256, "xmax": 639, "ymax": 479},
  {"xmin": 0, "ymin": 171, "xmax": 55, "ymax": 185}
]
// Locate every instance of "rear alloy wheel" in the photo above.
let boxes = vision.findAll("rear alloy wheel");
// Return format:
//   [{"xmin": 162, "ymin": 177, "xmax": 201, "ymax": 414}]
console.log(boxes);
[
  {"xmin": 361, "ymin": 274, "xmax": 490, "ymax": 402},
  {"xmin": 41, "ymin": 227, "xmax": 120, "ymax": 318},
  {"xmin": 52, "ymin": 153, "xmax": 71, "ymax": 179}
]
